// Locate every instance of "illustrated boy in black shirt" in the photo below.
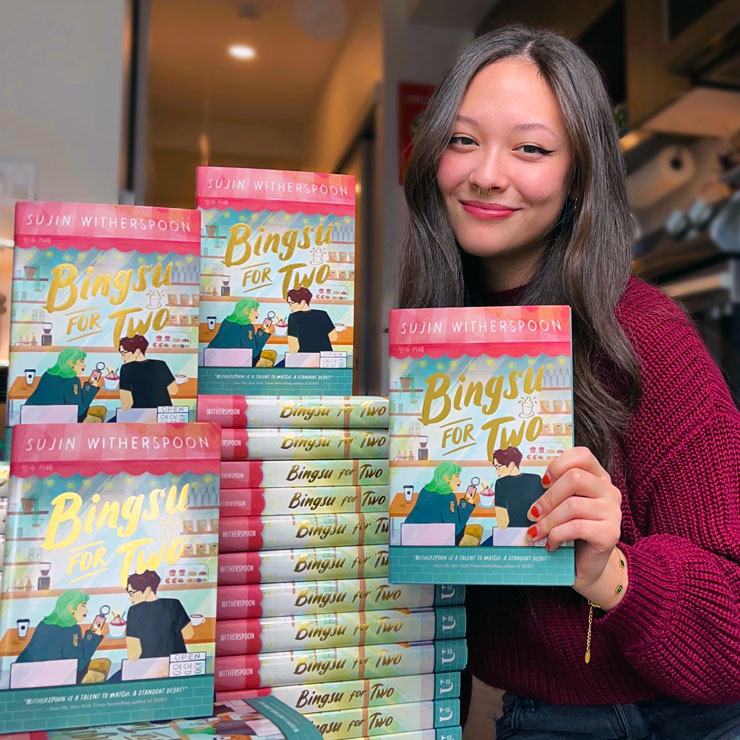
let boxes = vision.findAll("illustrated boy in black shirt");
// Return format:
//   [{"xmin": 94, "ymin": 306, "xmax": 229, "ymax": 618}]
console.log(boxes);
[
  {"xmin": 488, "ymin": 445, "xmax": 546, "ymax": 546},
  {"xmin": 124, "ymin": 570, "xmax": 193, "ymax": 659},
  {"xmin": 286, "ymin": 287, "xmax": 338, "ymax": 354},
  {"xmin": 118, "ymin": 334, "xmax": 178, "ymax": 410}
]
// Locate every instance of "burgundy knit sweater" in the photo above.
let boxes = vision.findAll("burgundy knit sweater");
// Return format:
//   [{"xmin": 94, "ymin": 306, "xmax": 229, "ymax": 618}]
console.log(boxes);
[{"xmin": 467, "ymin": 276, "xmax": 740, "ymax": 705}]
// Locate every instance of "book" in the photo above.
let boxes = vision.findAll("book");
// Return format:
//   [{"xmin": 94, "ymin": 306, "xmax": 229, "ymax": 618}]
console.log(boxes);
[
  {"xmin": 7, "ymin": 202, "xmax": 201, "ymax": 427},
  {"xmin": 219, "ymin": 485, "xmax": 389, "ymax": 517},
  {"xmin": 220, "ymin": 428, "xmax": 389, "ymax": 461},
  {"xmin": 214, "ymin": 638, "xmax": 468, "ymax": 690},
  {"xmin": 0, "ymin": 423, "xmax": 220, "ymax": 732},
  {"xmin": 216, "ymin": 579, "xmax": 464, "ymax": 619},
  {"xmin": 388, "ymin": 306, "xmax": 574, "ymax": 585},
  {"xmin": 218, "ymin": 546, "xmax": 389, "ymax": 586},
  {"xmin": 221, "ymin": 459, "xmax": 389, "ymax": 489},
  {"xmin": 215, "ymin": 606, "xmax": 465, "ymax": 654},
  {"xmin": 196, "ymin": 167, "xmax": 355, "ymax": 396},
  {"xmin": 196, "ymin": 698, "xmax": 460, "ymax": 740},
  {"xmin": 198, "ymin": 395, "xmax": 389, "ymax": 429},
  {"xmin": 215, "ymin": 671, "xmax": 461, "ymax": 711},
  {"xmin": 218, "ymin": 513, "xmax": 389, "ymax": 552}
]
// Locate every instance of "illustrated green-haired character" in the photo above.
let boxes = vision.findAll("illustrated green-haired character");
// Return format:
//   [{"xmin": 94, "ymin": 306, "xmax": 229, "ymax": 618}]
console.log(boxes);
[
  {"xmin": 206, "ymin": 297, "xmax": 272, "ymax": 365},
  {"xmin": 25, "ymin": 347, "xmax": 101, "ymax": 422},
  {"xmin": 403, "ymin": 461, "xmax": 476, "ymax": 545},
  {"xmin": 15, "ymin": 590, "xmax": 109, "ymax": 683}
]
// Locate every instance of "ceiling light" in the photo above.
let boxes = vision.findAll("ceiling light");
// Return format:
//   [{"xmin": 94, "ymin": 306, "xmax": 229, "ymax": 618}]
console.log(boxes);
[{"xmin": 228, "ymin": 44, "xmax": 256, "ymax": 61}]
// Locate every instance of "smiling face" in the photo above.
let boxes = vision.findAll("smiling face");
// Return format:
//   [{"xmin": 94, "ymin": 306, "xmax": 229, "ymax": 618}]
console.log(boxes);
[
  {"xmin": 73, "ymin": 357, "xmax": 86, "ymax": 374},
  {"xmin": 436, "ymin": 57, "xmax": 573, "ymax": 291},
  {"xmin": 248, "ymin": 307, "xmax": 259, "ymax": 323}
]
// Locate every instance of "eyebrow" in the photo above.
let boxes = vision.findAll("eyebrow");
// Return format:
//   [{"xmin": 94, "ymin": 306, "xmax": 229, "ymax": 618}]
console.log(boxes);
[{"xmin": 455, "ymin": 115, "xmax": 558, "ymax": 138}]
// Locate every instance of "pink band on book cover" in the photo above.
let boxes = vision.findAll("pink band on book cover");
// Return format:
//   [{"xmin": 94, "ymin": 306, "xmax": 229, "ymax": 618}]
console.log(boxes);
[
  {"xmin": 11, "ymin": 423, "xmax": 221, "ymax": 477},
  {"xmin": 15, "ymin": 201, "xmax": 201, "ymax": 254},
  {"xmin": 197, "ymin": 167, "xmax": 355, "ymax": 217}
]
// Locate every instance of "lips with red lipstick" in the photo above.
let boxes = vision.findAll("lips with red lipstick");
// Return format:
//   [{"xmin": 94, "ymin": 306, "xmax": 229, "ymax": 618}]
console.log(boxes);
[{"xmin": 460, "ymin": 199, "xmax": 519, "ymax": 220}]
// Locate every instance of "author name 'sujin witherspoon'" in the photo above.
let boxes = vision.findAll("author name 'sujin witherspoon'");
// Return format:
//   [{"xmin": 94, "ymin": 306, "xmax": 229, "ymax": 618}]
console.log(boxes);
[
  {"xmin": 398, "ymin": 317, "xmax": 564, "ymax": 335},
  {"xmin": 204, "ymin": 177, "xmax": 350, "ymax": 197},
  {"xmin": 23, "ymin": 433, "xmax": 214, "ymax": 453},
  {"xmin": 23, "ymin": 212, "xmax": 194, "ymax": 233}
]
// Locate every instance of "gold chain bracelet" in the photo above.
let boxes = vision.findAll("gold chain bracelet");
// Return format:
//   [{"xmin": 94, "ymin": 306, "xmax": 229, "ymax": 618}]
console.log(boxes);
[{"xmin": 584, "ymin": 548, "xmax": 626, "ymax": 664}]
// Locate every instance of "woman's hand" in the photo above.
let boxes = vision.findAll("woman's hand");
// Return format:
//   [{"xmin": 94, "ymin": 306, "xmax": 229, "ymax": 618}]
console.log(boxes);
[{"xmin": 526, "ymin": 447, "xmax": 625, "ymax": 604}]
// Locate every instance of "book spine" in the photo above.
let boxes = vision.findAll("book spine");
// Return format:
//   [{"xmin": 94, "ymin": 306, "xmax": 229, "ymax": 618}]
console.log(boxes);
[
  {"xmin": 216, "ymin": 580, "xmax": 465, "ymax": 619},
  {"xmin": 198, "ymin": 395, "xmax": 389, "ymax": 429},
  {"xmin": 218, "ymin": 513, "xmax": 389, "ymax": 552},
  {"xmin": 217, "ymin": 545, "xmax": 389, "ymax": 585},
  {"xmin": 215, "ymin": 606, "xmax": 466, "ymax": 655},
  {"xmin": 214, "ymin": 638, "xmax": 468, "ymax": 690},
  {"xmin": 219, "ymin": 486, "xmax": 389, "ymax": 517},
  {"xmin": 214, "ymin": 671, "xmax": 462, "ymax": 710},
  {"xmin": 221, "ymin": 459, "xmax": 389, "ymax": 489},
  {"xmin": 303, "ymin": 699, "xmax": 459, "ymax": 740},
  {"xmin": 220, "ymin": 428, "xmax": 389, "ymax": 461}
]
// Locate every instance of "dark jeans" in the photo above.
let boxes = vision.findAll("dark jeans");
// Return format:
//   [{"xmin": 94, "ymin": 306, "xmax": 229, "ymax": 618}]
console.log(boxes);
[{"xmin": 495, "ymin": 693, "xmax": 740, "ymax": 740}]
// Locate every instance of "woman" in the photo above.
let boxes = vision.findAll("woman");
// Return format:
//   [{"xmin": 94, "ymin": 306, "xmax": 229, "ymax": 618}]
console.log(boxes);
[
  {"xmin": 404, "ymin": 462, "xmax": 476, "ymax": 545},
  {"xmin": 207, "ymin": 297, "xmax": 272, "ymax": 365},
  {"xmin": 25, "ymin": 347, "xmax": 101, "ymax": 422},
  {"xmin": 400, "ymin": 24, "xmax": 740, "ymax": 738},
  {"xmin": 15, "ymin": 590, "xmax": 109, "ymax": 684}
]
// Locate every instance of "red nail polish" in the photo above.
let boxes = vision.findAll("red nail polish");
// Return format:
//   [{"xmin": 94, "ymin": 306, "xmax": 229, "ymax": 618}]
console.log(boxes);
[
  {"xmin": 542, "ymin": 473, "xmax": 551, "ymax": 486},
  {"xmin": 530, "ymin": 505, "xmax": 541, "ymax": 518},
  {"xmin": 526, "ymin": 525, "xmax": 538, "ymax": 539}
]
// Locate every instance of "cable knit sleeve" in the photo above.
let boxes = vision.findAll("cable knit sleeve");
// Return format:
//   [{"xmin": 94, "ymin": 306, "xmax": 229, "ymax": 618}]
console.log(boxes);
[{"xmin": 596, "ymin": 279, "xmax": 740, "ymax": 703}]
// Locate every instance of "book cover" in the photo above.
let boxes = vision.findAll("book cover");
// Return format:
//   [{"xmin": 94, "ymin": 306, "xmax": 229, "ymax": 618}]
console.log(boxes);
[
  {"xmin": 198, "ymin": 396, "xmax": 389, "ymax": 429},
  {"xmin": 220, "ymin": 460, "xmax": 389, "ymax": 489},
  {"xmin": 0, "ymin": 424, "xmax": 220, "ymax": 732},
  {"xmin": 388, "ymin": 306, "xmax": 574, "ymax": 585},
  {"xmin": 8, "ymin": 202, "xmax": 201, "ymax": 427},
  {"xmin": 214, "ymin": 638, "xmax": 468, "ymax": 690},
  {"xmin": 218, "ymin": 514, "xmax": 389, "ymax": 552},
  {"xmin": 215, "ymin": 606, "xmax": 465, "ymax": 655},
  {"xmin": 196, "ymin": 167, "xmax": 355, "ymax": 396},
  {"xmin": 216, "ymin": 579, "xmax": 464, "ymax": 619},
  {"xmin": 219, "ymin": 486, "xmax": 389, "ymax": 517},
  {"xmin": 216, "ymin": 671, "xmax": 461, "ymax": 711},
  {"xmin": 220, "ymin": 429, "xmax": 389, "ymax": 461},
  {"xmin": 199, "ymin": 698, "xmax": 460, "ymax": 740},
  {"xmin": 217, "ymin": 546, "xmax": 389, "ymax": 586}
]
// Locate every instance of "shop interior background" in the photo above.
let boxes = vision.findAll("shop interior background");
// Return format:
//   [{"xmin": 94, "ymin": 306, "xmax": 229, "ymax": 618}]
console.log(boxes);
[
  {"xmin": 1, "ymin": 0, "xmax": 739, "ymax": 441},
  {"xmin": 1, "ymin": 1, "xmax": 739, "ymax": 735}
]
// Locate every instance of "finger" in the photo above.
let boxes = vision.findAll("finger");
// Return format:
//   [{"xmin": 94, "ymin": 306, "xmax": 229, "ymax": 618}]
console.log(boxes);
[
  {"xmin": 542, "ymin": 446, "xmax": 610, "ymax": 488},
  {"xmin": 544, "ymin": 518, "xmax": 620, "ymax": 552},
  {"xmin": 529, "ymin": 468, "xmax": 621, "ymax": 521},
  {"xmin": 527, "ymin": 495, "xmax": 615, "ymax": 543}
]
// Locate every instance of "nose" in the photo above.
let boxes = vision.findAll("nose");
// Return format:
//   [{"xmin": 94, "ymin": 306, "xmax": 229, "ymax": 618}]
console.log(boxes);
[{"xmin": 469, "ymin": 146, "xmax": 511, "ymax": 195}]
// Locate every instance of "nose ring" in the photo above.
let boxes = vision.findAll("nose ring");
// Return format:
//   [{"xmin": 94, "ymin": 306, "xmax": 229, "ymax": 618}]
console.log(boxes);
[{"xmin": 475, "ymin": 186, "xmax": 493, "ymax": 197}]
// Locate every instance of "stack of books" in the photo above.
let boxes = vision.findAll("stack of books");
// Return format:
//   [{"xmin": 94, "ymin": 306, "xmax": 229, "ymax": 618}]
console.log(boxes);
[{"xmin": 198, "ymin": 394, "xmax": 466, "ymax": 740}]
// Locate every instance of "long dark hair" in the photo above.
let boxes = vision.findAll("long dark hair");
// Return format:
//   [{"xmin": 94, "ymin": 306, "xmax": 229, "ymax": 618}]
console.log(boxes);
[{"xmin": 398, "ymin": 25, "xmax": 641, "ymax": 473}]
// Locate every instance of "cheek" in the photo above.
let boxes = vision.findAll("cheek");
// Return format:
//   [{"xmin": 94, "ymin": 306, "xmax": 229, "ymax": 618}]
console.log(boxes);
[
  {"xmin": 517, "ymin": 162, "xmax": 571, "ymax": 206},
  {"xmin": 436, "ymin": 153, "xmax": 466, "ymax": 195}
]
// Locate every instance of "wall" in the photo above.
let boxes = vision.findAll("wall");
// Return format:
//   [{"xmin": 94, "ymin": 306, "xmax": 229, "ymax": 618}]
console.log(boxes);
[
  {"xmin": 302, "ymin": 1, "xmax": 383, "ymax": 173},
  {"xmin": 0, "ymin": 0, "xmax": 127, "ymax": 365},
  {"xmin": 370, "ymin": 1, "xmax": 476, "ymax": 393}
]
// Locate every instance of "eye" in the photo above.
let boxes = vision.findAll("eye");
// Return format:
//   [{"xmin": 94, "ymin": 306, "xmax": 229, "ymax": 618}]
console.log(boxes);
[
  {"xmin": 449, "ymin": 135, "xmax": 477, "ymax": 147},
  {"xmin": 517, "ymin": 144, "xmax": 554, "ymax": 156}
]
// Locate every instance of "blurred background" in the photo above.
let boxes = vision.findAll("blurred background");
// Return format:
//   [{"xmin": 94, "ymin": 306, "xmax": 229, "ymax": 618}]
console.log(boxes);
[{"xmin": 1, "ymin": 0, "xmax": 740, "ymax": 417}]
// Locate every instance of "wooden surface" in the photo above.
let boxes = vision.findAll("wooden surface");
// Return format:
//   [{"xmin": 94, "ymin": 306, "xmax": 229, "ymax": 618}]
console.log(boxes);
[
  {"xmin": 199, "ymin": 323, "xmax": 354, "ymax": 347},
  {"xmin": 389, "ymin": 492, "xmax": 497, "ymax": 518},
  {"xmin": 8, "ymin": 376, "xmax": 196, "ymax": 400},
  {"xmin": 0, "ymin": 617, "xmax": 215, "ymax": 657}
]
